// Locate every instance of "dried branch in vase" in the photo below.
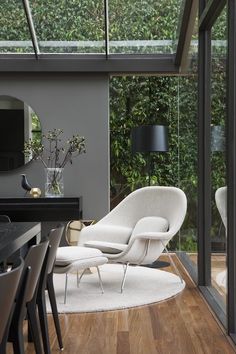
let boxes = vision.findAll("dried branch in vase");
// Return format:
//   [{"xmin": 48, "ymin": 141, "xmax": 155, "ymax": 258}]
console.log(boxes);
[
  {"xmin": 23, "ymin": 128, "xmax": 86, "ymax": 168},
  {"xmin": 24, "ymin": 129, "xmax": 86, "ymax": 197}
]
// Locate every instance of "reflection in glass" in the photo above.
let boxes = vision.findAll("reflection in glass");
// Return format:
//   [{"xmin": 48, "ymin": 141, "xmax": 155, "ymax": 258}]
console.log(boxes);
[
  {"xmin": 109, "ymin": 73, "xmax": 198, "ymax": 264},
  {"xmin": 30, "ymin": 0, "xmax": 105, "ymax": 54},
  {"xmin": 109, "ymin": 0, "xmax": 183, "ymax": 54},
  {"xmin": 0, "ymin": 96, "xmax": 41, "ymax": 171},
  {"xmin": 210, "ymin": 7, "xmax": 227, "ymax": 307},
  {"xmin": 0, "ymin": 0, "xmax": 188, "ymax": 55},
  {"xmin": 0, "ymin": 0, "xmax": 34, "ymax": 53}
]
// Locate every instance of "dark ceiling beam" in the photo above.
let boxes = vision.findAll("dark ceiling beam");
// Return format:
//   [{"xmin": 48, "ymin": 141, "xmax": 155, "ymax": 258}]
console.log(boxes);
[
  {"xmin": 175, "ymin": 0, "xmax": 198, "ymax": 71},
  {"xmin": 22, "ymin": 0, "xmax": 40, "ymax": 59},
  {"xmin": 199, "ymin": 0, "xmax": 226, "ymax": 31},
  {"xmin": 0, "ymin": 55, "xmax": 179, "ymax": 74}
]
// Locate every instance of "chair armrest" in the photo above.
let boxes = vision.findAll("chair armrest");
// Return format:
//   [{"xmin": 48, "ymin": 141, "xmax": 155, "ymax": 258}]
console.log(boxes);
[{"xmin": 131, "ymin": 230, "xmax": 175, "ymax": 241}]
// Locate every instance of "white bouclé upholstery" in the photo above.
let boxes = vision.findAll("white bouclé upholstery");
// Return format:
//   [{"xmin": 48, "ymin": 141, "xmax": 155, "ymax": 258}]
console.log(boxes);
[
  {"xmin": 79, "ymin": 224, "xmax": 132, "ymax": 246},
  {"xmin": 85, "ymin": 241, "xmax": 128, "ymax": 254},
  {"xmin": 79, "ymin": 186, "xmax": 187, "ymax": 265},
  {"xmin": 56, "ymin": 246, "xmax": 104, "ymax": 266},
  {"xmin": 78, "ymin": 186, "xmax": 187, "ymax": 292},
  {"xmin": 54, "ymin": 246, "xmax": 108, "ymax": 303},
  {"xmin": 130, "ymin": 216, "xmax": 169, "ymax": 240}
]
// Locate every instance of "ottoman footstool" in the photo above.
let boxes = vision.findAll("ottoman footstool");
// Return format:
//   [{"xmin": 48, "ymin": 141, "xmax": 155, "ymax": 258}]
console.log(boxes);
[{"xmin": 54, "ymin": 246, "xmax": 108, "ymax": 303}]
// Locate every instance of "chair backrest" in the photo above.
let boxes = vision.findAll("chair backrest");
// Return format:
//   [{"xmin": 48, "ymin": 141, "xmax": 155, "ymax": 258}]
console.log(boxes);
[
  {"xmin": 47, "ymin": 226, "xmax": 64, "ymax": 274},
  {"xmin": 23, "ymin": 241, "xmax": 49, "ymax": 303},
  {"xmin": 65, "ymin": 220, "xmax": 95, "ymax": 245},
  {"xmin": 0, "ymin": 215, "xmax": 11, "ymax": 223},
  {"xmin": 215, "ymin": 186, "xmax": 227, "ymax": 231},
  {"xmin": 0, "ymin": 258, "xmax": 24, "ymax": 343},
  {"xmin": 65, "ymin": 220, "xmax": 85, "ymax": 246},
  {"xmin": 99, "ymin": 186, "xmax": 187, "ymax": 235}
]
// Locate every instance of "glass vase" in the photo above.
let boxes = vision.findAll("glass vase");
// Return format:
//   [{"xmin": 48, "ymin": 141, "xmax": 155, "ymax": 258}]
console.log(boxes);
[{"xmin": 45, "ymin": 168, "xmax": 64, "ymax": 197}]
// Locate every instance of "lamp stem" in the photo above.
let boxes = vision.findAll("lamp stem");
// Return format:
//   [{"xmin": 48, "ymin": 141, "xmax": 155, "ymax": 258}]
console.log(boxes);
[{"xmin": 148, "ymin": 153, "xmax": 152, "ymax": 186}]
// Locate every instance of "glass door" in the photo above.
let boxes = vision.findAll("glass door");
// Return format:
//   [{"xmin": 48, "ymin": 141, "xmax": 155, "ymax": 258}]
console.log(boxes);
[{"xmin": 210, "ymin": 7, "xmax": 227, "ymax": 311}]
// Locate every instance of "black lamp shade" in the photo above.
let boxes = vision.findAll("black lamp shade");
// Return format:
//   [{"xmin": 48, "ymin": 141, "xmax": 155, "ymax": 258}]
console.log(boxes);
[{"xmin": 131, "ymin": 125, "xmax": 169, "ymax": 153}]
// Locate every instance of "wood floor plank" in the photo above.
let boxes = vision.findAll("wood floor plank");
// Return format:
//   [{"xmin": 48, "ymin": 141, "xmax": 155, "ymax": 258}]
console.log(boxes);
[
  {"xmin": 117, "ymin": 331, "xmax": 130, "ymax": 354},
  {"xmin": 6, "ymin": 256, "xmax": 236, "ymax": 354}
]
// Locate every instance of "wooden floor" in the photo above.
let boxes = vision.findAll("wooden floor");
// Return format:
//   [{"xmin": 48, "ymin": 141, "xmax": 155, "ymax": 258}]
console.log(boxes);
[
  {"xmin": 189, "ymin": 253, "xmax": 227, "ymax": 299},
  {"xmin": 7, "ymin": 256, "xmax": 236, "ymax": 354}
]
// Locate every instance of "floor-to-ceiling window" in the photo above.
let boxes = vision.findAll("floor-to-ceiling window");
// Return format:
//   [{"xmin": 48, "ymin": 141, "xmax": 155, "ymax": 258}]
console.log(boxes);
[
  {"xmin": 210, "ymin": 7, "xmax": 227, "ymax": 312},
  {"xmin": 110, "ymin": 74, "xmax": 198, "ymax": 264},
  {"xmin": 198, "ymin": 0, "xmax": 236, "ymax": 342}
]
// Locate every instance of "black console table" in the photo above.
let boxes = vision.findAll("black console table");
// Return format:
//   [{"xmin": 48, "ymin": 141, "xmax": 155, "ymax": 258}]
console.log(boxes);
[
  {"xmin": 0, "ymin": 197, "xmax": 82, "ymax": 222},
  {"xmin": 0, "ymin": 197, "xmax": 82, "ymax": 245}
]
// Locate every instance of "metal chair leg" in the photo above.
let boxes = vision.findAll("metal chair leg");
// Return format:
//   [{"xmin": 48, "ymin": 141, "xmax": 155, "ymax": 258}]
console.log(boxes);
[
  {"xmin": 96, "ymin": 267, "xmax": 104, "ymax": 293},
  {"xmin": 64, "ymin": 273, "xmax": 68, "ymax": 304},
  {"xmin": 161, "ymin": 241, "xmax": 183, "ymax": 283},
  {"xmin": 77, "ymin": 268, "xmax": 87, "ymax": 288},
  {"xmin": 121, "ymin": 263, "xmax": 129, "ymax": 293}
]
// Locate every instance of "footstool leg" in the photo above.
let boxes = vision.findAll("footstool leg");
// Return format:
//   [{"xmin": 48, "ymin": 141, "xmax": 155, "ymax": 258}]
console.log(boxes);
[
  {"xmin": 96, "ymin": 266, "xmax": 104, "ymax": 294},
  {"xmin": 121, "ymin": 262, "xmax": 129, "ymax": 293},
  {"xmin": 64, "ymin": 273, "xmax": 68, "ymax": 304},
  {"xmin": 77, "ymin": 268, "xmax": 87, "ymax": 288}
]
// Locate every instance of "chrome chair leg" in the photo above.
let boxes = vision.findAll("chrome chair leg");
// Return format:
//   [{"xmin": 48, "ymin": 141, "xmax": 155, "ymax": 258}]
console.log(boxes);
[
  {"xmin": 77, "ymin": 268, "xmax": 87, "ymax": 288},
  {"xmin": 64, "ymin": 273, "xmax": 68, "ymax": 304},
  {"xmin": 121, "ymin": 262, "xmax": 129, "ymax": 293},
  {"xmin": 161, "ymin": 241, "xmax": 183, "ymax": 283},
  {"xmin": 96, "ymin": 267, "xmax": 104, "ymax": 293}
]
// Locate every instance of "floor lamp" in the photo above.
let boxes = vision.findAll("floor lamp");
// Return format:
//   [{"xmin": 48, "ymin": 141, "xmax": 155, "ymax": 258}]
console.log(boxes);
[
  {"xmin": 131, "ymin": 125, "xmax": 169, "ymax": 186},
  {"xmin": 131, "ymin": 125, "xmax": 169, "ymax": 268}
]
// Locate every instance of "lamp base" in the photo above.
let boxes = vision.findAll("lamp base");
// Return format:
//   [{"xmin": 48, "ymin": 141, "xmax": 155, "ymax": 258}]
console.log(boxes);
[{"xmin": 144, "ymin": 260, "xmax": 170, "ymax": 268}]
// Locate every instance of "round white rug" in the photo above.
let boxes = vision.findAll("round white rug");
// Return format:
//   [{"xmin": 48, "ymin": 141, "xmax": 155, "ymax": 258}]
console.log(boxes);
[{"xmin": 47, "ymin": 264, "xmax": 185, "ymax": 313}]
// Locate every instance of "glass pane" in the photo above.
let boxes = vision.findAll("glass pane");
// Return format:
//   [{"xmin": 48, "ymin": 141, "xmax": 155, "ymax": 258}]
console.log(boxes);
[
  {"xmin": 110, "ymin": 74, "xmax": 197, "ymax": 268},
  {"xmin": 0, "ymin": 0, "xmax": 34, "ymax": 53},
  {"xmin": 30, "ymin": 0, "xmax": 105, "ymax": 54},
  {"xmin": 177, "ymin": 17, "xmax": 198, "ymax": 275},
  {"xmin": 188, "ymin": 16, "xmax": 198, "ymax": 66},
  {"xmin": 210, "ymin": 7, "xmax": 227, "ymax": 308},
  {"xmin": 109, "ymin": 0, "xmax": 184, "ymax": 54}
]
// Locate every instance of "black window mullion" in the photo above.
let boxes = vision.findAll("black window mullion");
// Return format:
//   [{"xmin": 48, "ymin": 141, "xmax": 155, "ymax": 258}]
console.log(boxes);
[
  {"xmin": 104, "ymin": 0, "xmax": 109, "ymax": 59},
  {"xmin": 227, "ymin": 0, "xmax": 236, "ymax": 336},
  {"xmin": 198, "ymin": 0, "xmax": 212, "ymax": 286}
]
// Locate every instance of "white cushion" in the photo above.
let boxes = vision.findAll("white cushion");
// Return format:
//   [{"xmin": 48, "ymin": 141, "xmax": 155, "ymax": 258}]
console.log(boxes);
[
  {"xmin": 85, "ymin": 241, "xmax": 127, "ymax": 254},
  {"xmin": 79, "ymin": 224, "xmax": 132, "ymax": 246},
  {"xmin": 56, "ymin": 246, "xmax": 104, "ymax": 266},
  {"xmin": 130, "ymin": 216, "xmax": 169, "ymax": 240},
  {"xmin": 54, "ymin": 256, "xmax": 108, "ymax": 273}
]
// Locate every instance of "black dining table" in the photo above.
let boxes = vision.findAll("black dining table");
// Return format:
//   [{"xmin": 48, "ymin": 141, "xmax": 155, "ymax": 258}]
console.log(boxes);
[{"xmin": 0, "ymin": 222, "xmax": 41, "ymax": 262}]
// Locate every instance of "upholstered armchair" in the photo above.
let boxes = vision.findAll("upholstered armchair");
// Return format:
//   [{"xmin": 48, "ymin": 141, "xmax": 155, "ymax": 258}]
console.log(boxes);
[{"xmin": 79, "ymin": 186, "xmax": 187, "ymax": 292}]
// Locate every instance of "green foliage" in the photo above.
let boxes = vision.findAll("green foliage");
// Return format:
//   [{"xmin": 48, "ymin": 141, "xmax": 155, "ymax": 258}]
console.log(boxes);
[
  {"xmin": 0, "ymin": 0, "xmax": 182, "ymax": 54},
  {"xmin": 110, "ymin": 74, "xmax": 198, "ymax": 251},
  {"xmin": 0, "ymin": 0, "xmax": 227, "ymax": 252}
]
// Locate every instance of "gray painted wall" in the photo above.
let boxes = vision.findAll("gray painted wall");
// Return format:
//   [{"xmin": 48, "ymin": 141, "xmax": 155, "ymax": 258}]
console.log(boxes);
[{"xmin": 0, "ymin": 73, "xmax": 110, "ymax": 220}]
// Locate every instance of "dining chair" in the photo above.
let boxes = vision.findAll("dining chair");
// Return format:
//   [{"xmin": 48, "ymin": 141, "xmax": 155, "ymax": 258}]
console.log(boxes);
[
  {"xmin": 7, "ymin": 241, "xmax": 49, "ymax": 354},
  {"xmin": 0, "ymin": 215, "xmax": 11, "ymax": 223},
  {"xmin": 0, "ymin": 258, "xmax": 24, "ymax": 354},
  {"xmin": 35, "ymin": 226, "xmax": 64, "ymax": 354}
]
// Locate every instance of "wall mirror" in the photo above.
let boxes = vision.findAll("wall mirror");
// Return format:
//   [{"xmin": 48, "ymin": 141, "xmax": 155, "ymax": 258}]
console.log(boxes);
[{"xmin": 0, "ymin": 95, "xmax": 42, "ymax": 171}]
